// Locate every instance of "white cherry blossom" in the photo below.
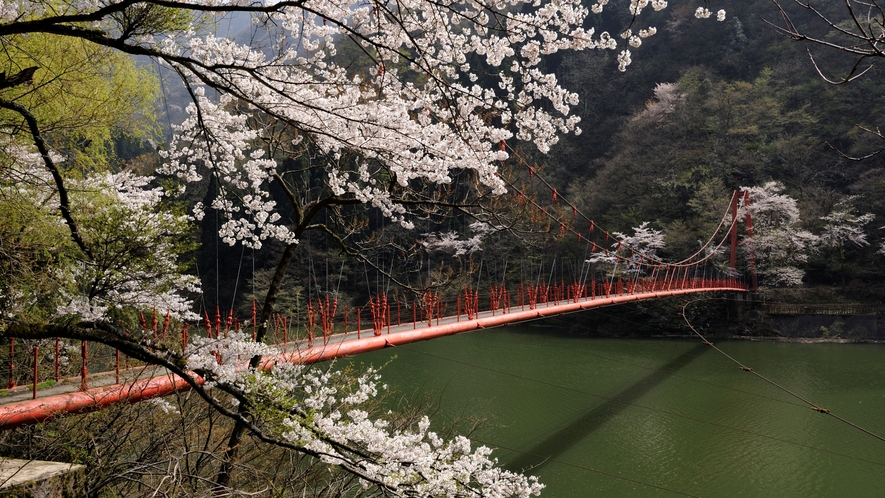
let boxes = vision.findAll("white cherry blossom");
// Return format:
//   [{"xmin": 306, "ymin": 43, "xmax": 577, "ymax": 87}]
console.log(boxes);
[
  {"xmin": 0, "ymin": 1, "xmax": 727, "ymax": 493},
  {"xmin": 695, "ymin": 7, "xmax": 712, "ymax": 19},
  {"xmin": 741, "ymin": 182, "xmax": 818, "ymax": 287},
  {"xmin": 186, "ymin": 351, "xmax": 546, "ymax": 497}
]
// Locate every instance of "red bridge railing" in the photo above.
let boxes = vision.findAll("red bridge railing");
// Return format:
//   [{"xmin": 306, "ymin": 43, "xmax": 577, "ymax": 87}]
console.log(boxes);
[{"xmin": 0, "ymin": 275, "xmax": 747, "ymax": 429}]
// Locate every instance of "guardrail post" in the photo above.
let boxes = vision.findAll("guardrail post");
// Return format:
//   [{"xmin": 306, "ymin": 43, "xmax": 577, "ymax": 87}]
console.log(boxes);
[
  {"xmin": 55, "ymin": 337, "xmax": 60, "ymax": 382},
  {"xmin": 80, "ymin": 341, "xmax": 88, "ymax": 391},
  {"xmin": 32, "ymin": 346, "xmax": 38, "ymax": 400},
  {"xmin": 8, "ymin": 338, "xmax": 15, "ymax": 389}
]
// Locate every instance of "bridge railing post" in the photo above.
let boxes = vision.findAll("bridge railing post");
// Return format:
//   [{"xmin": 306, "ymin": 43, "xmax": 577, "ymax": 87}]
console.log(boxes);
[
  {"xmin": 32, "ymin": 346, "xmax": 38, "ymax": 400},
  {"xmin": 80, "ymin": 340, "xmax": 87, "ymax": 392},
  {"xmin": 55, "ymin": 337, "xmax": 60, "ymax": 382},
  {"xmin": 8, "ymin": 338, "xmax": 15, "ymax": 389}
]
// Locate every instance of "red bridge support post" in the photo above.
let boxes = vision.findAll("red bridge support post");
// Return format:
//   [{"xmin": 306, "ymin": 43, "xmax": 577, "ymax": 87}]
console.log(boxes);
[
  {"xmin": 729, "ymin": 190, "xmax": 739, "ymax": 273},
  {"xmin": 8, "ymin": 338, "xmax": 15, "ymax": 389},
  {"xmin": 743, "ymin": 190, "xmax": 758, "ymax": 292},
  {"xmin": 32, "ymin": 346, "xmax": 38, "ymax": 400},
  {"xmin": 80, "ymin": 341, "xmax": 88, "ymax": 392}
]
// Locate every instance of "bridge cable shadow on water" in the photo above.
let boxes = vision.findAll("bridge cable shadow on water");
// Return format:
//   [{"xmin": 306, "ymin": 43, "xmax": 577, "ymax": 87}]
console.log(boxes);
[{"xmin": 505, "ymin": 342, "xmax": 710, "ymax": 473}]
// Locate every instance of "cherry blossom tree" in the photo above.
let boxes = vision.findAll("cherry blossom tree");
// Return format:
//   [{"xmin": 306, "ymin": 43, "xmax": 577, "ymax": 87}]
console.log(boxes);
[
  {"xmin": 631, "ymin": 82, "xmax": 684, "ymax": 124},
  {"xmin": 742, "ymin": 182, "xmax": 874, "ymax": 287},
  {"xmin": 816, "ymin": 198, "xmax": 875, "ymax": 285},
  {"xmin": 741, "ymin": 182, "xmax": 818, "ymax": 287},
  {"xmin": 818, "ymin": 199, "xmax": 875, "ymax": 249},
  {"xmin": 587, "ymin": 221, "xmax": 665, "ymax": 276},
  {"xmin": 54, "ymin": 171, "xmax": 200, "ymax": 322},
  {"xmin": 769, "ymin": 1, "xmax": 885, "ymax": 260},
  {"xmin": 0, "ymin": 0, "xmax": 729, "ymax": 494}
]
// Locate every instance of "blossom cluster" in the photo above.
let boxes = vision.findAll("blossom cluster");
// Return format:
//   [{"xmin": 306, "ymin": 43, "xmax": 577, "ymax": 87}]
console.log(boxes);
[
  {"xmin": 622, "ymin": 27, "xmax": 658, "ymax": 49},
  {"xmin": 0, "ymin": 146, "xmax": 199, "ymax": 322},
  {"xmin": 181, "ymin": 343, "xmax": 544, "ymax": 496},
  {"xmin": 695, "ymin": 7, "xmax": 727, "ymax": 21},
  {"xmin": 422, "ymin": 221, "xmax": 496, "ymax": 257},
  {"xmin": 587, "ymin": 221, "xmax": 665, "ymax": 274},
  {"xmin": 741, "ymin": 182, "xmax": 873, "ymax": 287},
  {"xmin": 159, "ymin": 88, "xmax": 295, "ymax": 249},
  {"xmin": 185, "ymin": 331, "xmax": 279, "ymax": 387},
  {"xmin": 146, "ymin": 0, "xmax": 707, "ymax": 240},
  {"xmin": 272, "ymin": 363, "xmax": 542, "ymax": 496}
]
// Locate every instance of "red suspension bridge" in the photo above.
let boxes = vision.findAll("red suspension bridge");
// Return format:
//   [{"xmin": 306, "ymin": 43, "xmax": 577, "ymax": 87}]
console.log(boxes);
[{"xmin": 0, "ymin": 189, "xmax": 757, "ymax": 430}]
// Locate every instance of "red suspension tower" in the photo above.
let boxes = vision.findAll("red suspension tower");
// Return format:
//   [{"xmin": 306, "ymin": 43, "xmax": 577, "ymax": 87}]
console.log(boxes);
[{"xmin": 729, "ymin": 190, "xmax": 757, "ymax": 291}]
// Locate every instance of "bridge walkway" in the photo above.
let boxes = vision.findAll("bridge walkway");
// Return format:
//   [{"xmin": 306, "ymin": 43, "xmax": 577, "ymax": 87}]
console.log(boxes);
[{"xmin": 0, "ymin": 283, "xmax": 746, "ymax": 429}]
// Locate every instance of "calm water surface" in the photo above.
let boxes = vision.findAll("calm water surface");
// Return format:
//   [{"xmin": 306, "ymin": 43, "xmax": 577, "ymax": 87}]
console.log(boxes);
[{"xmin": 349, "ymin": 325, "xmax": 885, "ymax": 497}]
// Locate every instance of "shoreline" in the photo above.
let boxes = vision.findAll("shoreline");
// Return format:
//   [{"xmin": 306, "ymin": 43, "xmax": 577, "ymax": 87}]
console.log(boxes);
[
  {"xmin": 729, "ymin": 335, "xmax": 885, "ymax": 344},
  {"xmin": 642, "ymin": 333, "xmax": 885, "ymax": 344}
]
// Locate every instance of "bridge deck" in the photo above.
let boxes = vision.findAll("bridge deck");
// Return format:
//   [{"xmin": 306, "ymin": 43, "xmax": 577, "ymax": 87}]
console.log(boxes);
[{"xmin": 0, "ymin": 285, "xmax": 746, "ymax": 429}]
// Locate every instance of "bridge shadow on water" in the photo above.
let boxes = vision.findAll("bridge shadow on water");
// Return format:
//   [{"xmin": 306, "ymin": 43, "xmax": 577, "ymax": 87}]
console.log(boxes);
[{"xmin": 505, "ymin": 342, "xmax": 709, "ymax": 473}]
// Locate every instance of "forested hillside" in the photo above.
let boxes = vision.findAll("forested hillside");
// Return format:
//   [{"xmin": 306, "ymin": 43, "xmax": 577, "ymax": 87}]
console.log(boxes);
[
  {"xmin": 548, "ymin": 0, "xmax": 885, "ymax": 296},
  {"xmin": 185, "ymin": 0, "xmax": 885, "ymax": 317}
]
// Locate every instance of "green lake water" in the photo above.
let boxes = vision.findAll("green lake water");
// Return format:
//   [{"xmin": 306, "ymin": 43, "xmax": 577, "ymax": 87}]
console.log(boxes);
[{"xmin": 348, "ymin": 325, "xmax": 885, "ymax": 497}]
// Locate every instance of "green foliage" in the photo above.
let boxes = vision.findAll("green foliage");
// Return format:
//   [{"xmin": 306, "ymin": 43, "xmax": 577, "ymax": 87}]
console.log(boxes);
[
  {"xmin": 109, "ymin": 2, "xmax": 194, "ymax": 40},
  {"xmin": 531, "ymin": 0, "xmax": 885, "ymax": 294},
  {"xmin": 245, "ymin": 269, "xmax": 305, "ymax": 320},
  {"xmin": 0, "ymin": 170, "xmax": 198, "ymax": 325},
  {"xmin": 0, "ymin": 176, "xmax": 74, "ymax": 323},
  {"xmin": 0, "ymin": 31, "xmax": 160, "ymax": 171}
]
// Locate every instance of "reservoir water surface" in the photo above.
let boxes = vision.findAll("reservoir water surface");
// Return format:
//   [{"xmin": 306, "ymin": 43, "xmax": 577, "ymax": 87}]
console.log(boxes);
[{"xmin": 350, "ymin": 324, "xmax": 885, "ymax": 497}]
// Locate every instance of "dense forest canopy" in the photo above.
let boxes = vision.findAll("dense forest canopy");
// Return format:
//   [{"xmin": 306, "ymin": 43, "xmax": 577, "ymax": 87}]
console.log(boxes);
[
  {"xmin": 539, "ymin": 0, "xmax": 885, "ymax": 295},
  {"xmin": 168, "ymin": 0, "xmax": 885, "ymax": 308}
]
